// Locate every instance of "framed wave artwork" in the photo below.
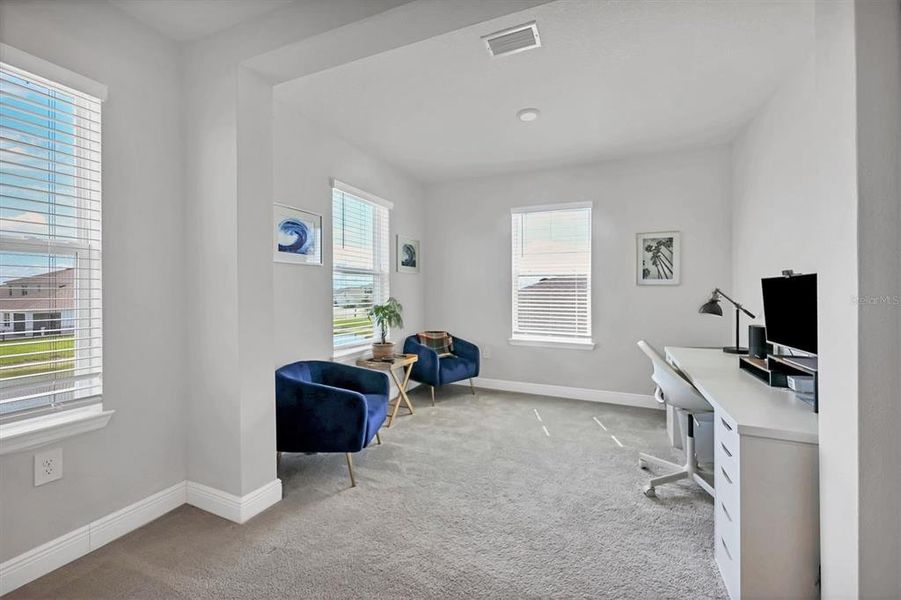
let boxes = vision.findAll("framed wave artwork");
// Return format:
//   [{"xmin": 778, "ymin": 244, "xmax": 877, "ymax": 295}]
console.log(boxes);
[
  {"xmin": 273, "ymin": 203, "xmax": 322, "ymax": 265},
  {"xmin": 397, "ymin": 235, "xmax": 420, "ymax": 273}
]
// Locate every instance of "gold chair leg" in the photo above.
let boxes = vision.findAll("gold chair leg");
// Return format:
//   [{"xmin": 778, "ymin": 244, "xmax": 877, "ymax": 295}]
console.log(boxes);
[
  {"xmin": 345, "ymin": 452, "xmax": 356, "ymax": 487},
  {"xmin": 376, "ymin": 432, "xmax": 382, "ymax": 445},
  {"xmin": 469, "ymin": 378, "xmax": 475, "ymax": 395},
  {"xmin": 430, "ymin": 385, "xmax": 436, "ymax": 406}
]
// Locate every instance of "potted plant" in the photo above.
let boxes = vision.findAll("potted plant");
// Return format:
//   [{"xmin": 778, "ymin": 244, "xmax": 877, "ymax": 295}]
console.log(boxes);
[{"xmin": 368, "ymin": 297, "xmax": 404, "ymax": 359}]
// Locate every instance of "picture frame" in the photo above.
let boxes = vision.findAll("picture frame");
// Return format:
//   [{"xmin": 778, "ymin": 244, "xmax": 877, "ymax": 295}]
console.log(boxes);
[
  {"xmin": 636, "ymin": 231, "xmax": 680, "ymax": 285},
  {"xmin": 273, "ymin": 203, "xmax": 322, "ymax": 266},
  {"xmin": 396, "ymin": 235, "xmax": 420, "ymax": 273}
]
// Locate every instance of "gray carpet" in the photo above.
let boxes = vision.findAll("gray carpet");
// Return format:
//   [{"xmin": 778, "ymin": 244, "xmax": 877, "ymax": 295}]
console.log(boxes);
[{"xmin": 8, "ymin": 386, "xmax": 727, "ymax": 599}]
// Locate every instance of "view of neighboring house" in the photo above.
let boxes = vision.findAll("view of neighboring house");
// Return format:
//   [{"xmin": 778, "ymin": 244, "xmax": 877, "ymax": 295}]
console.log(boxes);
[
  {"xmin": 0, "ymin": 268, "xmax": 75, "ymax": 339},
  {"xmin": 515, "ymin": 276, "xmax": 589, "ymax": 335},
  {"xmin": 332, "ymin": 284, "xmax": 372, "ymax": 308}
]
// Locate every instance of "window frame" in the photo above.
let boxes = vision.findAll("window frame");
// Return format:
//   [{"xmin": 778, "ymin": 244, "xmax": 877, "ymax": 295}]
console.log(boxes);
[
  {"xmin": 0, "ymin": 48, "xmax": 112, "ymax": 453},
  {"xmin": 330, "ymin": 179, "xmax": 392, "ymax": 356},
  {"xmin": 509, "ymin": 202, "xmax": 595, "ymax": 350}
]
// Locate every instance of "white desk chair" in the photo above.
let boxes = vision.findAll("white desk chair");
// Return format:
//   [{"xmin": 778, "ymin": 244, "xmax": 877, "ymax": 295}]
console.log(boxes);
[{"xmin": 637, "ymin": 340, "xmax": 714, "ymax": 498}]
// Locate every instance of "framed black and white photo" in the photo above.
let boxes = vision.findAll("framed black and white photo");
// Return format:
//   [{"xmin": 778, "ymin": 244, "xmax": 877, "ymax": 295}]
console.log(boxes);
[
  {"xmin": 396, "ymin": 235, "xmax": 420, "ymax": 273},
  {"xmin": 273, "ymin": 203, "xmax": 322, "ymax": 265},
  {"xmin": 636, "ymin": 231, "xmax": 680, "ymax": 285}
]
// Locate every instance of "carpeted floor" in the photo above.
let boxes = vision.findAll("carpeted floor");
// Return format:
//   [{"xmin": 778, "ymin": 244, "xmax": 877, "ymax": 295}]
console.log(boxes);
[{"xmin": 8, "ymin": 386, "xmax": 727, "ymax": 599}]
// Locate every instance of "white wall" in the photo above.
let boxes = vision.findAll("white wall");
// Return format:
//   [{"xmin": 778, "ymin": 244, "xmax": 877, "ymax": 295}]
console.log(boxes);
[
  {"xmin": 272, "ymin": 102, "xmax": 426, "ymax": 365},
  {"xmin": 0, "ymin": 0, "xmax": 185, "ymax": 561},
  {"xmin": 424, "ymin": 146, "xmax": 733, "ymax": 396},
  {"xmin": 854, "ymin": 0, "xmax": 901, "ymax": 596},
  {"xmin": 180, "ymin": 0, "xmax": 415, "ymax": 499},
  {"xmin": 731, "ymin": 2, "xmax": 863, "ymax": 595},
  {"xmin": 730, "ymin": 61, "xmax": 817, "ymax": 330}
]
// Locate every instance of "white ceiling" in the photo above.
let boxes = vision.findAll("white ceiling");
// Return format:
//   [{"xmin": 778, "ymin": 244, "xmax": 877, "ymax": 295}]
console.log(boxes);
[
  {"xmin": 275, "ymin": 0, "xmax": 814, "ymax": 183},
  {"xmin": 110, "ymin": 0, "xmax": 296, "ymax": 42}
]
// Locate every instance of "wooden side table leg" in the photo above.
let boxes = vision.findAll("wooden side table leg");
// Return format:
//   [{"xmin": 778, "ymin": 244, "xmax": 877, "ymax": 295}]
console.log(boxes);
[
  {"xmin": 387, "ymin": 368, "xmax": 404, "ymax": 427},
  {"xmin": 399, "ymin": 363, "xmax": 415, "ymax": 414}
]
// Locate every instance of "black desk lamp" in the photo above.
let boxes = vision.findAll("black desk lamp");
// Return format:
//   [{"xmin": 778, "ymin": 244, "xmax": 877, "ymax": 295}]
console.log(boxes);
[{"xmin": 699, "ymin": 288, "xmax": 756, "ymax": 354}]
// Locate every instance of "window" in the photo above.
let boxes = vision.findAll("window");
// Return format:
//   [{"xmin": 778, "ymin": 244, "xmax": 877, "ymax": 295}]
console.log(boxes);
[
  {"xmin": 0, "ymin": 62, "xmax": 103, "ymax": 417},
  {"xmin": 331, "ymin": 181, "xmax": 391, "ymax": 352},
  {"xmin": 511, "ymin": 203, "xmax": 593, "ymax": 348}
]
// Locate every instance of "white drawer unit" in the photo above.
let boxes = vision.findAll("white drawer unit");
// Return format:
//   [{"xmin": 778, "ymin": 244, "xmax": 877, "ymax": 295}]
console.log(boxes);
[
  {"xmin": 711, "ymin": 406, "xmax": 820, "ymax": 599},
  {"xmin": 667, "ymin": 347, "xmax": 820, "ymax": 600}
]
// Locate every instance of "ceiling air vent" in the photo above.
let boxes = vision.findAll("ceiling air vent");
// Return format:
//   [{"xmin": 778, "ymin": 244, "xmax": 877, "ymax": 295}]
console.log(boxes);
[{"xmin": 482, "ymin": 21, "xmax": 541, "ymax": 58}]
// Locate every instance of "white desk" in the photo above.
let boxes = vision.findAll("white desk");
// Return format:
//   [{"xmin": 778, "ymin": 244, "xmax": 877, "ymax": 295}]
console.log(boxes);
[{"xmin": 665, "ymin": 347, "xmax": 819, "ymax": 600}]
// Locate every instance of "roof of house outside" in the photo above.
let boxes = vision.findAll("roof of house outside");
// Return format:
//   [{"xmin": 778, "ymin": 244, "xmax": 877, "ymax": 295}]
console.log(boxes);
[
  {"xmin": 0, "ymin": 268, "xmax": 75, "ymax": 312},
  {"xmin": 519, "ymin": 276, "xmax": 588, "ymax": 293}
]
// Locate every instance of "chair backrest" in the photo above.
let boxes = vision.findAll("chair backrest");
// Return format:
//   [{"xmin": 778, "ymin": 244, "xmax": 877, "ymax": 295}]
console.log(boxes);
[
  {"xmin": 276, "ymin": 361, "xmax": 313, "ymax": 383},
  {"xmin": 637, "ymin": 340, "xmax": 711, "ymax": 413}
]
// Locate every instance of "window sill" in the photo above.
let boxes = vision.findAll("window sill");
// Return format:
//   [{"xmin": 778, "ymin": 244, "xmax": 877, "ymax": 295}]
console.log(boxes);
[
  {"xmin": 509, "ymin": 336, "xmax": 596, "ymax": 351},
  {"xmin": 333, "ymin": 344, "xmax": 373, "ymax": 362},
  {"xmin": 0, "ymin": 404, "xmax": 114, "ymax": 456}
]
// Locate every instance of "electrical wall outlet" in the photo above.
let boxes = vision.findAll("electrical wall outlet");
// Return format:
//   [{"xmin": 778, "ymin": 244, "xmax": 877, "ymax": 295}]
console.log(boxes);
[
  {"xmin": 34, "ymin": 447, "xmax": 63, "ymax": 486},
  {"xmin": 482, "ymin": 345, "xmax": 491, "ymax": 359}
]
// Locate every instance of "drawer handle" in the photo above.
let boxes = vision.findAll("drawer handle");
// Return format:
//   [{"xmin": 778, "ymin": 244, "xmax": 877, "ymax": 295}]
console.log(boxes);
[
  {"xmin": 721, "ymin": 502, "xmax": 733, "ymax": 522},
  {"xmin": 720, "ymin": 418, "xmax": 733, "ymax": 431},
  {"xmin": 720, "ymin": 442, "xmax": 733, "ymax": 457},
  {"xmin": 721, "ymin": 537, "xmax": 733, "ymax": 561},
  {"xmin": 720, "ymin": 466, "xmax": 733, "ymax": 485}
]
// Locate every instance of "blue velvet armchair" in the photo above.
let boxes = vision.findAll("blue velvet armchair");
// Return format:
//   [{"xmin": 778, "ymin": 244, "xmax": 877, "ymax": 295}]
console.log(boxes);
[
  {"xmin": 275, "ymin": 360, "xmax": 389, "ymax": 487},
  {"xmin": 403, "ymin": 334, "xmax": 480, "ymax": 405}
]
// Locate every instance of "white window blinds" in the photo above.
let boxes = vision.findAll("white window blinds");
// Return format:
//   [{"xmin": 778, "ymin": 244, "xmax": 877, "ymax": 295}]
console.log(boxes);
[
  {"xmin": 332, "ymin": 185, "xmax": 389, "ymax": 350},
  {"xmin": 0, "ymin": 62, "xmax": 102, "ymax": 416},
  {"xmin": 511, "ymin": 204, "xmax": 592, "ymax": 342}
]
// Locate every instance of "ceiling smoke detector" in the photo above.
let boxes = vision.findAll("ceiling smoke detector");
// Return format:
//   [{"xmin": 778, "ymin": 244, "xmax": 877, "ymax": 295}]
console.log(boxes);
[
  {"xmin": 517, "ymin": 108, "xmax": 541, "ymax": 122},
  {"xmin": 482, "ymin": 21, "xmax": 541, "ymax": 58}
]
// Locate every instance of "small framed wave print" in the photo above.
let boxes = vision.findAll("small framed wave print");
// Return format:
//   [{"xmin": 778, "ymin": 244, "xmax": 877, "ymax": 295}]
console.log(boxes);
[
  {"xmin": 397, "ymin": 235, "xmax": 420, "ymax": 273},
  {"xmin": 273, "ymin": 203, "xmax": 322, "ymax": 266}
]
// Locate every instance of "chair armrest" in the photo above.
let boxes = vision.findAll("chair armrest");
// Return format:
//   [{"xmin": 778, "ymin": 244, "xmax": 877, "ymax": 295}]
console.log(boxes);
[
  {"xmin": 275, "ymin": 374, "xmax": 368, "ymax": 453},
  {"xmin": 403, "ymin": 337, "xmax": 439, "ymax": 386},
  {"xmin": 452, "ymin": 336, "xmax": 480, "ymax": 377},
  {"xmin": 319, "ymin": 361, "xmax": 389, "ymax": 396}
]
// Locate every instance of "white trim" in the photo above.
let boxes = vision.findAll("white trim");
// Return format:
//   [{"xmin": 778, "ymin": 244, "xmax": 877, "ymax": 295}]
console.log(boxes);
[
  {"xmin": 0, "ymin": 405, "xmax": 114, "ymax": 456},
  {"xmin": 0, "ymin": 482, "xmax": 184, "ymax": 596},
  {"xmin": 90, "ymin": 483, "xmax": 186, "ymax": 549},
  {"xmin": 0, "ymin": 44, "xmax": 108, "ymax": 101},
  {"xmin": 0, "ymin": 478, "xmax": 282, "ymax": 595},
  {"xmin": 332, "ymin": 344, "xmax": 372, "ymax": 362},
  {"xmin": 452, "ymin": 377, "xmax": 661, "ymax": 410},
  {"xmin": 331, "ymin": 178, "xmax": 394, "ymax": 210},
  {"xmin": 509, "ymin": 336, "xmax": 595, "ymax": 350},
  {"xmin": 186, "ymin": 479, "xmax": 282, "ymax": 524},
  {"xmin": 510, "ymin": 201, "xmax": 592, "ymax": 214}
]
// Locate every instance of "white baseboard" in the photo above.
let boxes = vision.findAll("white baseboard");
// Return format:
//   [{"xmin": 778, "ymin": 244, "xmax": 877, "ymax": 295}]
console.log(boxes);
[
  {"xmin": 453, "ymin": 376, "xmax": 661, "ymax": 410},
  {"xmin": 0, "ymin": 478, "xmax": 281, "ymax": 596},
  {"xmin": 90, "ymin": 482, "xmax": 186, "ymax": 549},
  {"xmin": 186, "ymin": 479, "xmax": 282, "ymax": 525},
  {"xmin": 0, "ymin": 481, "xmax": 185, "ymax": 596}
]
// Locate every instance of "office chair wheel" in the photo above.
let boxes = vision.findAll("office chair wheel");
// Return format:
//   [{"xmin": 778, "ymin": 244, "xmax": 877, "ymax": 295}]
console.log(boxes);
[{"xmin": 643, "ymin": 485, "xmax": 656, "ymax": 498}]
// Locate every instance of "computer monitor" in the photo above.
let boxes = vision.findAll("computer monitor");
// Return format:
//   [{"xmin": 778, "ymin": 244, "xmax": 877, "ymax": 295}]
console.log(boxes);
[{"xmin": 761, "ymin": 273, "xmax": 817, "ymax": 355}]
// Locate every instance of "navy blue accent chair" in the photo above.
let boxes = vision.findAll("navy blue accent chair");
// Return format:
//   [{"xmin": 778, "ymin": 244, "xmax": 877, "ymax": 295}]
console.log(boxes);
[
  {"xmin": 275, "ymin": 360, "xmax": 389, "ymax": 487},
  {"xmin": 403, "ymin": 334, "xmax": 480, "ymax": 405}
]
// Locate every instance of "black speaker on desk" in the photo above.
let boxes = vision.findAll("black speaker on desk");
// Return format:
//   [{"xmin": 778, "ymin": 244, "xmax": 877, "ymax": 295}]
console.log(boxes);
[{"xmin": 748, "ymin": 325, "xmax": 772, "ymax": 359}]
